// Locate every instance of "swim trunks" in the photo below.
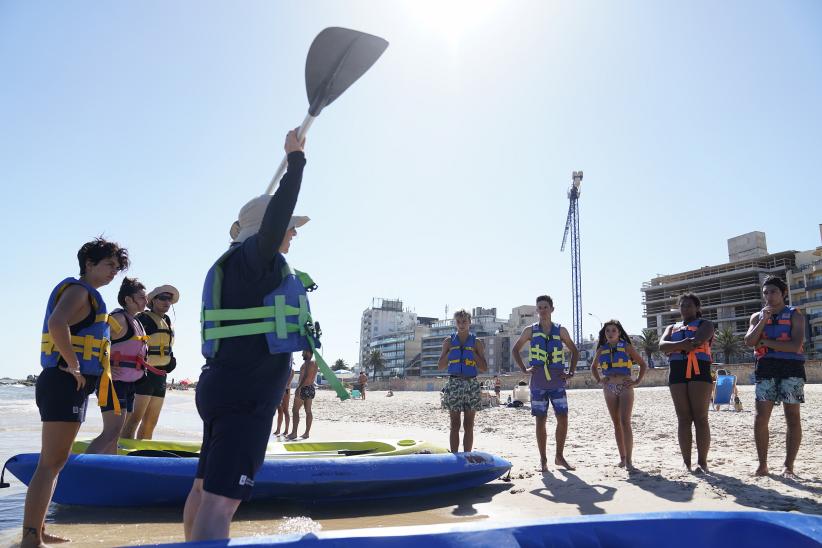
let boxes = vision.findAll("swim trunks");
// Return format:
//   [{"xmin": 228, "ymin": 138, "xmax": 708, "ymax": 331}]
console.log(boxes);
[
  {"xmin": 443, "ymin": 376, "xmax": 481, "ymax": 412},
  {"xmin": 755, "ymin": 377, "xmax": 804, "ymax": 404},
  {"xmin": 298, "ymin": 385, "xmax": 316, "ymax": 400},
  {"xmin": 530, "ymin": 387, "xmax": 568, "ymax": 417}
]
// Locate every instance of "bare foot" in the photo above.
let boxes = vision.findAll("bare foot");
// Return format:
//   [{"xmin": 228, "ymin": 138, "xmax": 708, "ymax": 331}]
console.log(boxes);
[
  {"xmin": 682, "ymin": 462, "xmax": 692, "ymax": 472},
  {"xmin": 43, "ymin": 531, "xmax": 71, "ymax": 544},
  {"xmin": 697, "ymin": 461, "xmax": 709, "ymax": 473},
  {"xmin": 693, "ymin": 464, "xmax": 708, "ymax": 475},
  {"xmin": 285, "ymin": 433, "xmax": 297, "ymax": 441},
  {"xmin": 539, "ymin": 457, "xmax": 548, "ymax": 472},
  {"xmin": 618, "ymin": 459, "xmax": 626, "ymax": 468},
  {"xmin": 753, "ymin": 465, "xmax": 769, "ymax": 477},
  {"xmin": 555, "ymin": 456, "xmax": 575, "ymax": 470},
  {"xmin": 625, "ymin": 460, "xmax": 635, "ymax": 471},
  {"xmin": 273, "ymin": 431, "xmax": 280, "ymax": 437},
  {"xmin": 781, "ymin": 467, "xmax": 799, "ymax": 479},
  {"xmin": 300, "ymin": 433, "xmax": 310, "ymax": 439}
]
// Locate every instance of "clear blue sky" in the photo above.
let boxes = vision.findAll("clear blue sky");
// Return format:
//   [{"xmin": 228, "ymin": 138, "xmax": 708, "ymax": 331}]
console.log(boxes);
[{"xmin": 1, "ymin": 1, "xmax": 820, "ymax": 380}]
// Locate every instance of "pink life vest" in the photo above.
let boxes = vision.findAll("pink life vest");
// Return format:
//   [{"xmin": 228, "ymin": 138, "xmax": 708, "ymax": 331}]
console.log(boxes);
[{"xmin": 109, "ymin": 309, "xmax": 150, "ymax": 383}]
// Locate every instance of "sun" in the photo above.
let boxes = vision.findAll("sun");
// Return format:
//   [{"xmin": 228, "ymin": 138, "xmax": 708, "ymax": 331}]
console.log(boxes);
[{"xmin": 403, "ymin": 0, "xmax": 504, "ymax": 46}]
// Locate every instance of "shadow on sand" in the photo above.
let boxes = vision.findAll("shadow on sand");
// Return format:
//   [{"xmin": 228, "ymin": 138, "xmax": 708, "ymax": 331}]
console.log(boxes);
[
  {"xmin": 702, "ymin": 471, "xmax": 822, "ymax": 515},
  {"xmin": 530, "ymin": 470, "xmax": 616, "ymax": 514},
  {"xmin": 625, "ymin": 469, "xmax": 697, "ymax": 503}
]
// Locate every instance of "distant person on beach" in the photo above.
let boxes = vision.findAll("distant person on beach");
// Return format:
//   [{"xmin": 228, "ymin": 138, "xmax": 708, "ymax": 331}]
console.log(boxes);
[
  {"xmin": 22, "ymin": 238, "xmax": 128, "ymax": 548},
  {"xmin": 183, "ymin": 129, "xmax": 314, "ymax": 542},
  {"xmin": 273, "ymin": 359, "xmax": 295, "ymax": 437},
  {"xmin": 358, "ymin": 370, "xmax": 368, "ymax": 400},
  {"xmin": 494, "ymin": 375, "xmax": 502, "ymax": 400},
  {"xmin": 512, "ymin": 295, "xmax": 579, "ymax": 472},
  {"xmin": 289, "ymin": 350, "xmax": 318, "ymax": 440},
  {"xmin": 123, "ymin": 284, "xmax": 179, "ymax": 440},
  {"xmin": 744, "ymin": 276, "xmax": 806, "ymax": 478},
  {"xmin": 590, "ymin": 319, "xmax": 647, "ymax": 469},
  {"xmin": 660, "ymin": 293, "xmax": 715, "ymax": 473},
  {"xmin": 86, "ymin": 277, "xmax": 150, "ymax": 454},
  {"xmin": 437, "ymin": 309, "xmax": 489, "ymax": 453}
]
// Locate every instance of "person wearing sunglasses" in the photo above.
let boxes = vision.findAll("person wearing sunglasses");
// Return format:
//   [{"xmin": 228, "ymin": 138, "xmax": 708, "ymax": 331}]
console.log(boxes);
[{"xmin": 122, "ymin": 284, "xmax": 179, "ymax": 439}]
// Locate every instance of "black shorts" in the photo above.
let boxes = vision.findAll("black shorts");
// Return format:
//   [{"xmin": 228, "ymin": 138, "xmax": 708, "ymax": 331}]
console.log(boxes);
[
  {"xmin": 99, "ymin": 380, "xmax": 136, "ymax": 413},
  {"xmin": 35, "ymin": 367, "xmax": 99, "ymax": 422},
  {"xmin": 194, "ymin": 359, "xmax": 291, "ymax": 500},
  {"xmin": 135, "ymin": 369, "xmax": 167, "ymax": 398},
  {"xmin": 299, "ymin": 385, "xmax": 316, "ymax": 400},
  {"xmin": 669, "ymin": 360, "xmax": 713, "ymax": 385}
]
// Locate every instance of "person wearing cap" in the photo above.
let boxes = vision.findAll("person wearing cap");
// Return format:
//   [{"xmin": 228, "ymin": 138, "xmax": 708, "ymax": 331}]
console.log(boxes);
[
  {"xmin": 184, "ymin": 129, "xmax": 317, "ymax": 541},
  {"xmin": 122, "ymin": 284, "xmax": 179, "ymax": 440}
]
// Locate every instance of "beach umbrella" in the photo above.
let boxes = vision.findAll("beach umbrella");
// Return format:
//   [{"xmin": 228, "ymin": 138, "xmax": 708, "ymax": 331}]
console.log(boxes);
[{"xmin": 265, "ymin": 27, "xmax": 389, "ymax": 193}]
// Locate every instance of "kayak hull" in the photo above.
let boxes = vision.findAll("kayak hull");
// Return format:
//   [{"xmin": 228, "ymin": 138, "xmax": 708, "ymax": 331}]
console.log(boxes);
[{"xmin": 4, "ymin": 451, "xmax": 510, "ymax": 507}]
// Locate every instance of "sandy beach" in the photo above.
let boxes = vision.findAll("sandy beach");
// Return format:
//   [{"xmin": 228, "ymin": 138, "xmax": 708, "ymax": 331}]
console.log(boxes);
[{"xmin": 1, "ymin": 384, "xmax": 820, "ymax": 546}]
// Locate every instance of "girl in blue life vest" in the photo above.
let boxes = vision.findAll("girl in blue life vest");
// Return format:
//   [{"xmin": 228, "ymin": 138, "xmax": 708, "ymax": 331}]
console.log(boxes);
[
  {"xmin": 437, "ymin": 309, "xmax": 489, "ymax": 453},
  {"xmin": 591, "ymin": 319, "xmax": 648, "ymax": 469},
  {"xmin": 22, "ymin": 238, "xmax": 128, "ymax": 548},
  {"xmin": 659, "ymin": 293, "xmax": 715, "ymax": 473},
  {"xmin": 86, "ymin": 277, "xmax": 150, "ymax": 454},
  {"xmin": 744, "ymin": 275, "xmax": 806, "ymax": 478}
]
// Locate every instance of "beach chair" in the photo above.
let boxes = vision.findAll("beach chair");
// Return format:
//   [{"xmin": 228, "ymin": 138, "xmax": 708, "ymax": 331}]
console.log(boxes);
[
  {"xmin": 713, "ymin": 375, "xmax": 736, "ymax": 411},
  {"xmin": 351, "ymin": 389, "xmax": 361, "ymax": 399}
]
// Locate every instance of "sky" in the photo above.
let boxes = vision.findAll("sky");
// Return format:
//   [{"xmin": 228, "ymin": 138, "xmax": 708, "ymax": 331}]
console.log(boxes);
[{"xmin": 1, "ymin": 0, "xmax": 820, "ymax": 380}]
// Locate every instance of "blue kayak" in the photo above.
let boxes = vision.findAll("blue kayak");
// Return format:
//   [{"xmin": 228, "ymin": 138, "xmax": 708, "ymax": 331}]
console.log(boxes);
[
  {"xmin": 160, "ymin": 511, "xmax": 822, "ymax": 547},
  {"xmin": 3, "ymin": 451, "xmax": 510, "ymax": 507}
]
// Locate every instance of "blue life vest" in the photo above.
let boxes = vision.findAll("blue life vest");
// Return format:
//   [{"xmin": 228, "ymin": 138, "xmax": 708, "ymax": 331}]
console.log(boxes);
[
  {"xmin": 447, "ymin": 332, "xmax": 477, "ymax": 377},
  {"xmin": 201, "ymin": 247, "xmax": 320, "ymax": 359},
  {"xmin": 757, "ymin": 306, "xmax": 805, "ymax": 362},
  {"xmin": 529, "ymin": 322, "xmax": 565, "ymax": 380},
  {"xmin": 598, "ymin": 340, "xmax": 633, "ymax": 375},
  {"xmin": 40, "ymin": 277, "xmax": 112, "ymax": 376},
  {"xmin": 668, "ymin": 319, "xmax": 712, "ymax": 363}
]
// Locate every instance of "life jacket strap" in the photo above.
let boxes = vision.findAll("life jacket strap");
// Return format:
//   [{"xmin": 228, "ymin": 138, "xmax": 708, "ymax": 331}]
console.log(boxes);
[{"xmin": 96, "ymin": 339, "xmax": 121, "ymax": 416}]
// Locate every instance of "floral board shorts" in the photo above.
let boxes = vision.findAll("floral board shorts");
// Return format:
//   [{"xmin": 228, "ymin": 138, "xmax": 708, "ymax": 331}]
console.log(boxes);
[
  {"xmin": 443, "ymin": 377, "xmax": 482, "ymax": 412},
  {"xmin": 530, "ymin": 387, "xmax": 569, "ymax": 417},
  {"xmin": 755, "ymin": 377, "xmax": 804, "ymax": 404}
]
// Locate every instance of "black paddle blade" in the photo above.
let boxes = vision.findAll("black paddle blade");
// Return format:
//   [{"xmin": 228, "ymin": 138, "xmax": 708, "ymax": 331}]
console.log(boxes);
[{"xmin": 305, "ymin": 27, "xmax": 389, "ymax": 116}]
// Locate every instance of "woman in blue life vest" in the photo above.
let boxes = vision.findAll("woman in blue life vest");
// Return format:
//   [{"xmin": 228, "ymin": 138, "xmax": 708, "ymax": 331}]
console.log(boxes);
[
  {"xmin": 744, "ymin": 276, "xmax": 806, "ymax": 478},
  {"xmin": 183, "ymin": 129, "xmax": 311, "ymax": 542},
  {"xmin": 22, "ymin": 238, "xmax": 128, "ymax": 548},
  {"xmin": 86, "ymin": 277, "xmax": 149, "ymax": 454},
  {"xmin": 659, "ymin": 293, "xmax": 715, "ymax": 473},
  {"xmin": 437, "ymin": 309, "xmax": 489, "ymax": 453},
  {"xmin": 512, "ymin": 295, "xmax": 580, "ymax": 472},
  {"xmin": 123, "ymin": 284, "xmax": 179, "ymax": 440},
  {"xmin": 591, "ymin": 319, "xmax": 648, "ymax": 469}
]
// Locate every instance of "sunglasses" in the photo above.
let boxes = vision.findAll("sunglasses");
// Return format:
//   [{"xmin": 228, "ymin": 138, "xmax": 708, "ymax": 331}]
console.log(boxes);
[{"xmin": 154, "ymin": 294, "xmax": 174, "ymax": 302}]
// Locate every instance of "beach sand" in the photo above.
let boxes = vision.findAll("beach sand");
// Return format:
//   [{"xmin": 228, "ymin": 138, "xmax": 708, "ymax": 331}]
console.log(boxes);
[{"xmin": 1, "ymin": 384, "xmax": 820, "ymax": 546}]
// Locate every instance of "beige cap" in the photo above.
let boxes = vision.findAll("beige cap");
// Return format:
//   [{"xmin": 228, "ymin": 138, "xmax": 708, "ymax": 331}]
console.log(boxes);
[
  {"xmin": 229, "ymin": 195, "xmax": 309, "ymax": 243},
  {"xmin": 147, "ymin": 285, "xmax": 180, "ymax": 304}
]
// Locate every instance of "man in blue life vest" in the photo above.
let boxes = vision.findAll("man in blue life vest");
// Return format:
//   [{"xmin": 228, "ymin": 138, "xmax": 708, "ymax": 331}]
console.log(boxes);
[
  {"xmin": 744, "ymin": 276, "xmax": 806, "ymax": 478},
  {"xmin": 183, "ymin": 129, "xmax": 312, "ymax": 541},
  {"xmin": 512, "ymin": 295, "xmax": 580, "ymax": 472},
  {"xmin": 437, "ymin": 309, "xmax": 488, "ymax": 453}
]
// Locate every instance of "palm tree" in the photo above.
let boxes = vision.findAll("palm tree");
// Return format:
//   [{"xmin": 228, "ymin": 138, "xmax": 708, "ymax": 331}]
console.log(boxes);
[
  {"xmin": 637, "ymin": 328, "xmax": 661, "ymax": 367},
  {"xmin": 331, "ymin": 358, "xmax": 348, "ymax": 371},
  {"xmin": 366, "ymin": 350, "xmax": 385, "ymax": 381},
  {"xmin": 713, "ymin": 326, "xmax": 744, "ymax": 364}
]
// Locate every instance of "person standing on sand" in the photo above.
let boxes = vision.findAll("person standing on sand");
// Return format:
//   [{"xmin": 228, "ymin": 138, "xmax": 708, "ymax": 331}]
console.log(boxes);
[
  {"xmin": 437, "ymin": 309, "xmax": 489, "ymax": 453},
  {"xmin": 86, "ymin": 277, "xmax": 150, "ymax": 454},
  {"xmin": 659, "ymin": 293, "xmax": 715, "ymax": 473},
  {"xmin": 512, "ymin": 295, "xmax": 579, "ymax": 472},
  {"xmin": 273, "ymin": 359, "xmax": 295, "ymax": 437},
  {"xmin": 494, "ymin": 375, "xmax": 502, "ymax": 401},
  {"xmin": 289, "ymin": 350, "xmax": 318, "ymax": 439},
  {"xmin": 744, "ymin": 276, "xmax": 806, "ymax": 478},
  {"xmin": 22, "ymin": 238, "xmax": 129, "ymax": 548},
  {"xmin": 590, "ymin": 319, "xmax": 647, "ymax": 470},
  {"xmin": 123, "ymin": 285, "xmax": 179, "ymax": 440},
  {"xmin": 183, "ymin": 129, "xmax": 318, "ymax": 542},
  {"xmin": 358, "ymin": 370, "xmax": 368, "ymax": 400}
]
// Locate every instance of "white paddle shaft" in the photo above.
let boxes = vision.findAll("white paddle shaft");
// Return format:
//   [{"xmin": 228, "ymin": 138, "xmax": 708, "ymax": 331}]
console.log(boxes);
[{"xmin": 265, "ymin": 114, "xmax": 316, "ymax": 194}]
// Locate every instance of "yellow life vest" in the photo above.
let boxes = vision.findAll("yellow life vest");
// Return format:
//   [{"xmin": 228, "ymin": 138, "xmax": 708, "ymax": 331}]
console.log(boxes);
[{"xmin": 138, "ymin": 311, "xmax": 174, "ymax": 367}]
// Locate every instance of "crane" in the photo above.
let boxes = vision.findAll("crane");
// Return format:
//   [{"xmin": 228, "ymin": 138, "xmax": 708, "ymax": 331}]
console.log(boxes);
[{"xmin": 560, "ymin": 171, "xmax": 583, "ymax": 346}]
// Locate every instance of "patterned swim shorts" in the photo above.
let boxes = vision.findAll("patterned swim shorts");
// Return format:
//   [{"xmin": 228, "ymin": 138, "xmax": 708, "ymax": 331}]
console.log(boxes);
[
  {"xmin": 443, "ymin": 377, "xmax": 481, "ymax": 412},
  {"xmin": 530, "ymin": 387, "xmax": 568, "ymax": 417},
  {"xmin": 755, "ymin": 377, "xmax": 804, "ymax": 404}
]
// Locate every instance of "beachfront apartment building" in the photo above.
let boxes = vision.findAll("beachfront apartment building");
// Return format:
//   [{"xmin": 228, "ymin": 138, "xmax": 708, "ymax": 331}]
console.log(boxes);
[
  {"xmin": 359, "ymin": 298, "xmax": 417, "ymax": 369},
  {"xmin": 642, "ymin": 229, "xmax": 822, "ymax": 362},
  {"xmin": 365, "ymin": 324, "xmax": 431, "ymax": 379}
]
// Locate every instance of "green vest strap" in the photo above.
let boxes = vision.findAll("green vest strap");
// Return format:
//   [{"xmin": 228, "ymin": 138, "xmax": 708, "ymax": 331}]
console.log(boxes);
[
  {"xmin": 203, "ymin": 320, "xmax": 303, "ymax": 341},
  {"xmin": 203, "ymin": 304, "xmax": 302, "ymax": 322}
]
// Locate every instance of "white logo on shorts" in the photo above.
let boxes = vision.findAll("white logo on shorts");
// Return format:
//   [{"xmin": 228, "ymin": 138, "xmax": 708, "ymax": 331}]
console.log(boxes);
[
  {"xmin": 238, "ymin": 475, "xmax": 255, "ymax": 487},
  {"xmin": 72, "ymin": 406, "xmax": 80, "ymax": 415}
]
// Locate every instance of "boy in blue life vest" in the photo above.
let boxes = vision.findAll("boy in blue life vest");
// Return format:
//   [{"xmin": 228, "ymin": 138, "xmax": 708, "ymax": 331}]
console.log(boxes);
[
  {"xmin": 183, "ymin": 129, "xmax": 312, "ymax": 541},
  {"xmin": 437, "ymin": 309, "xmax": 489, "ymax": 453},
  {"xmin": 512, "ymin": 295, "xmax": 580, "ymax": 472},
  {"xmin": 23, "ymin": 238, "xmax": 129, "ymax": 548},
  {"xmin": 744, "ymin": 276, "xmax": 806, "ymax": 478}
]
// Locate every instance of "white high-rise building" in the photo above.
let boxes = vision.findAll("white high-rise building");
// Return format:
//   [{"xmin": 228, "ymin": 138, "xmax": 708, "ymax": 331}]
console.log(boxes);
[{"xmin": 359, "ymin": 298, "xmax": 417, "ymax": 368}]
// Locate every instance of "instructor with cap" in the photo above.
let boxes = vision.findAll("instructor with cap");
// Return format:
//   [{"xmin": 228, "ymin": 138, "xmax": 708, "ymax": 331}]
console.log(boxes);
[
  {"xmin": 183, "ymin": 129, "xmax": 318, "ymax": 541},
  {"xmin": 123, "ymin": 284, "xmax": 179, "ymax": 440}
]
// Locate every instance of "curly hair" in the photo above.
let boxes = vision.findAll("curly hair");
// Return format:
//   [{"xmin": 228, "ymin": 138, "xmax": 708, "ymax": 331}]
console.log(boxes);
[
  {"xmin": 77, "ymin": 237, "xmax": 129, "ymax": 275},
  {"xmin": 117, "ymin": 277, "xmax": 145, "ymax": 308}
]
